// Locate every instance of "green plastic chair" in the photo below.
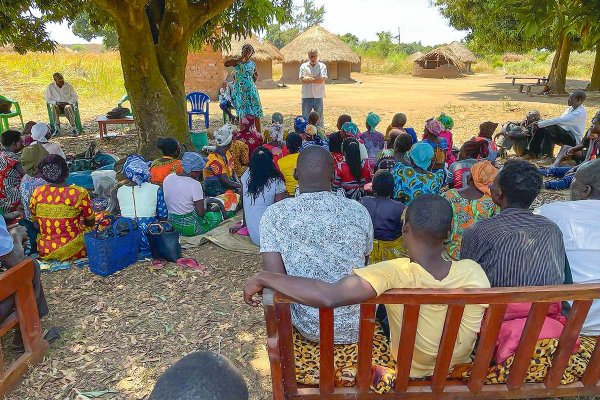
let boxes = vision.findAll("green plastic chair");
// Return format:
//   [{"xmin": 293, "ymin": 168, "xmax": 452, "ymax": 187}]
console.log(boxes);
[
  {"xmin": 117, "ymin": 94, "xmax": 133, "ymax": 116},
  {"xmin": 47, "ymin": 101, "xmax": 83, "ymax": 134},
  {"xmin": 0, "ymin": 95, "xmax": 24, "ymax": 132}
]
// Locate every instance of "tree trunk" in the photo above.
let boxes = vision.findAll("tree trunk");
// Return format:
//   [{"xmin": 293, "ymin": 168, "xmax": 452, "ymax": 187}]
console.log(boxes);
[
  {"xmin": 587, "ymin": 42, "xmax": 600, "ymax": 91},
  {"xmin": 547, "ymin": 35, "xmax": 571, "ymax": 94},
  {"xmin": 547, "ymin": 34, "xmax": 563, "ymax": 83},
  {"xmin": 114, "ymin": 8, "xmax": 189, "ymax": 158}
]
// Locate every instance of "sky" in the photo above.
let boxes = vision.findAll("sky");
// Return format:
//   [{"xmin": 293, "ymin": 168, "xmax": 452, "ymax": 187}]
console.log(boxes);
[{"xmin": 46, "ymin": 0, "xmax": 467, "ymax": 46}]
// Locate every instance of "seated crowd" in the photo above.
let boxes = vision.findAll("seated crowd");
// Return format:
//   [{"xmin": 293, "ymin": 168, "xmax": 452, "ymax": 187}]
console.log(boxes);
[{"xmin": 0, "ymin": 91, "xmax": 599, "ymax": 388}]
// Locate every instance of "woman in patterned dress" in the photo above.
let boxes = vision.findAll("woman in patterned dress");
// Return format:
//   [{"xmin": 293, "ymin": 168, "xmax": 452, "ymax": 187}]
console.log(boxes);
[
  {"xmin": 392, "ymin": 142, "xmax": 444, "ymax": 205},
  {"xmin": 225, "ymin": 44, "xmax": 264, "ymax": 133},
  {"xmin": 29, "ymin": 155, "xmax": 96, "ymax": 261},
  {"xmin": 0, "ymin": 130, "xmax": 25, "ymax": 217}
]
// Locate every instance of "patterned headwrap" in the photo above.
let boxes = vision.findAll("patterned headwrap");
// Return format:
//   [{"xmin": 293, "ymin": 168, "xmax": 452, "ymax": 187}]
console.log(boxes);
[
  {"xmin": 123, "ymin": 154, "xmax": 150, "ymax": 186},
  {"xmin": 341, "ymin": 121, "xmax": 359, "ymax": 137},
  {"xmin": 215, "ymin": 124, "xmax": 235, "ymax": 146},
  {"xmin": 471, "ymin": 160, "xmax": 498, "ymax": 196},
  {"xmin": 437, "ymin": 113, "xmax": 454, "ymax": 130},
  {"xmin": 39, "ymin": 154, "xmax": 69, "ymax": 184},
  {"xmin": 181, "ymin": 152, "xmax": 206, "ymax": 173},
  {"xmin": 239, "ymin": 115, "xmax": 257, "ymax": 134},
  {"xmin": 268, "ymin": 123, "xmax": 285, "ymax": 142},
  {"xmin": 366, "ymin": 112, "xmax": 382, "ymax": 133},
  {"xmin": 425, "ymin": 119, "xmax": 444, "ymax": 137},
  {"xmin": 305, "ymin": 124, "xmax": 317, "ymax": 137},
  {"xmin": 294, "ymin": 116, "xmax": 307, "ymax": 133},
  {"xmin": 408, "ymin": 142, "xmax": 435, "ymax": 170}
]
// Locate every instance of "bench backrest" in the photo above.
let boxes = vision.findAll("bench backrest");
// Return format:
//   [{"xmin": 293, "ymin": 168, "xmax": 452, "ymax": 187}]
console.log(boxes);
[
  {"xmin": 0, "ymin": 259, "xmax": 48, "ymax": 396},
  {"xmin": 263, "ymin": 284, "xmax": 600, "ymax": 399}
]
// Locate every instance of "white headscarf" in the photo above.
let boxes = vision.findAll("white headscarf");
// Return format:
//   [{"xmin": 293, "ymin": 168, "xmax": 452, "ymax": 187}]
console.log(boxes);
[{"xmin": 31, "ymin": 123, "xmax": 51, "ymax": 143}]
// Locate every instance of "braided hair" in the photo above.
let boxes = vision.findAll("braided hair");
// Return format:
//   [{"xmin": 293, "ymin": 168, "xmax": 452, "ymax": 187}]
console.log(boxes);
[
  {"xmin": 342, "ymin": 138, "xmax": 362, "ymax": 181},
  {"xmin": 246, "ymin": 147, "xmax": 284, "ymax": 203}
]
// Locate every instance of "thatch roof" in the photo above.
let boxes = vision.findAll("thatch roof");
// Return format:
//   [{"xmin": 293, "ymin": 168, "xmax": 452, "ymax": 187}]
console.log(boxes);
[
  {"xmin": 280, "ymin": 25, "xmax": 360, "ymax": 64},
  {"xmin": 447, "ymin": 41, "xmax": 477, "ymax": 63},
  {"xmin": 262, "ymin": 40, "xmax": 284, "ymax": 61},
  {"xmin": 224, "ymin": 35, "xmax": 283, "ymax": 62},
  {"xmin": 414, "ymin": 47, "xmax": 465, "ymax": 70},
  {"xmin": 409, "ymin": 51, "xmax": 424, "ymax": 61}
]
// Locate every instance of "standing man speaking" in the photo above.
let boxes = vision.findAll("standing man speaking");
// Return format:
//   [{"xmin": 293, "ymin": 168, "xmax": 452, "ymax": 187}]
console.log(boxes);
[{"xmin": 299, "ymin": 49, "xmax": 327, "ymax": 127}]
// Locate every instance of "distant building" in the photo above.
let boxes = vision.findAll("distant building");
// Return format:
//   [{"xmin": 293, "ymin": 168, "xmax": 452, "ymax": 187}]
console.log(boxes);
[{"xmin": 412, "ymin": 43, "xmax": 477, "ymax": 79}]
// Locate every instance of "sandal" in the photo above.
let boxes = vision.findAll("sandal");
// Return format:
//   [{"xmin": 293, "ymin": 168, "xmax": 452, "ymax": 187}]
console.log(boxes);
[
  {"xmin": 176, "ymin": 258, "xmax": 206, "ymax": 272},
  {"xmin": 151, "ymin": 259, "xmax": 166, "ymax": 271}
]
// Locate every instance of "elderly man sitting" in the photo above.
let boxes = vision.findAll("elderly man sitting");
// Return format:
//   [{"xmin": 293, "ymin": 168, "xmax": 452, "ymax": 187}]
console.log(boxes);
[
  {"xmin": 45, "ymin": 73, "xmax": 79, "ymax": 136},
  {"xmin": 535, "ymin": 159, "xmax": 600, "ymax": 335}
]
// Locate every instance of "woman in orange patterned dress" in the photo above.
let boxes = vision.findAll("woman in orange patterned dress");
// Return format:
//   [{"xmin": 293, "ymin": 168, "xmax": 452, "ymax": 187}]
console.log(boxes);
[{"xmin": 29, "ymin": 155, "xmax": 96, "ymax": 261}]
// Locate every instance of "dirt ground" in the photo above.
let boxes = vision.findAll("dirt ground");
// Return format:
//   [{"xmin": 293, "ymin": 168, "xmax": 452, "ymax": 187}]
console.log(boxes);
[{"xmin": 3, "ymin": 73, "xmax": 598, "ymax": 399}]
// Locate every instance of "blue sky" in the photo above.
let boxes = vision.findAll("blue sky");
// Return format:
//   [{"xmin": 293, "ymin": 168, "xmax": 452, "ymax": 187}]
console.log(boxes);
[{"xmin": 46, "ymin": 0, "xmax": 467, "ymax": 46}]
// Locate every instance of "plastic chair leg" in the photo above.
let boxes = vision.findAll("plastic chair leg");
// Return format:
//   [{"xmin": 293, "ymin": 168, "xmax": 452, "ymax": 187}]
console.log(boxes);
[
  {"xmin": 204, "ymin": 113, "xmax": 209, "ymax": 129},
  {"xmin": 188, "ymin": 113, "xmax": 193, "ymax": 130},
  {"xmin": 18, "ymin": 113, "xmax": 24, "ymax": 129}
]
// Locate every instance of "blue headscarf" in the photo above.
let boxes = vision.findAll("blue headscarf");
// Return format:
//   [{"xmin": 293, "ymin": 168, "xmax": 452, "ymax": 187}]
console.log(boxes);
[
  {"xmin": 341, "ymin": 121, "xmax": 359, "ymax": 137},
  {"xmin": 409, "ymin": 142, "xmax": 435, "ymax": 170},
  {"xmin": 294, "ymin": 116, "xmax": 307, "ymax": 133},
  {"xmin": 123, "ymin": 155, "xmax": 150, "ymax": 186},
  {"xmin": 366, "ymin": 112, "xmax": 381, "ymax": 133}
]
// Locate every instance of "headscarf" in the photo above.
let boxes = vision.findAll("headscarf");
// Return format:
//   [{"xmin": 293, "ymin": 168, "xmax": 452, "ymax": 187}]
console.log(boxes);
[
  {"xmin": 341, "ymin": 121, "xmax": 359, "ymax": 137},
  {"xmin": 409, "ymin": 142, "xmax": 435, "ymax": 170},
  {"xmin": 366, "ymin": 112, "xmax": 381, "ymax": 133},
  {"xmin": 271, "ymin": 112, "xmax": 284, "ymax": 124},
  {"xmin": 471, "ymin": 160, "xmax": 498, "ymax": 196},
  {"xmin": 305, "ymin": 124, "xmax": 317, "ymax": 137},
  {"xmin": 39, "ymin": 154, "xmax": 69, "ymax": 184},
  {"xmin": 181, "ymin": 152, "xmax": 206, "ymax": 173},
  {"xmin": 437, "ymin": 113, "xmax": 454, "ymax": 130},
  {"xmin": 31, "ymin": 122, "xmax": 51, "ymax": 143},
  {"xmin": 20, "ymin": 143, "xmax": 49, "ymax": 176},
  {"xmin": 214, "ymin": 124, "xmax": 234, "ymax": 147},
  {"xmin": 479, "ymin": 121, "xmax": 499, "ymax": 139},
  {"xmin": 268, "ymin": 123, "xmax": 284, "ymax": 142},
  {"xmin": 240, "ymin": 115, "xmax": 257, "ymax": 133},
  {"xmin": 425, "ymin": 119, "xmax": 444, "ymax": 137},
  {"xmin": 294, "ymin": 116, "xmax": 307, "ymax": 133},
  {"xmin": 123, "ymin": 154, "xmax": 150, "ymax": 186}
]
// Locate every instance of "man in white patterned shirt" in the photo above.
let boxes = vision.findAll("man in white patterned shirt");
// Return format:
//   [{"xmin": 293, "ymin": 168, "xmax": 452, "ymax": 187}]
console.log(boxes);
[{"xmin": 259, "ymin": 146, "xmax": 373, "ymax": 344}]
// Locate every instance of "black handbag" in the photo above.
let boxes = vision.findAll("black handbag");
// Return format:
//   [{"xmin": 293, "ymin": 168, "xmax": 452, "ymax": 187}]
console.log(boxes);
[
  {"xmin": 106, "ymin": 106, "xmax": 130, "ymax": 119},
  {"xmin": 147, "ymin": 221, "xmax": 182, "ymax": 262}
]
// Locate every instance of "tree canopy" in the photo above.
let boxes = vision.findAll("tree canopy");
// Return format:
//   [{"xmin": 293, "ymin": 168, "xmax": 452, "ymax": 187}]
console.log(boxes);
[{"xmin": 263, "ymin": 0, "xmax": 325, "ymax": 48}]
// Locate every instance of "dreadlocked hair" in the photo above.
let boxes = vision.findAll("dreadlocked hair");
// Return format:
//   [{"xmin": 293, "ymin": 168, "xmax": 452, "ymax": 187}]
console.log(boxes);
[
  {"xmin": 247, "ymin": 146, "xmax": 284, "ymax": 203},
  {"xmin": 342, "ymin": 138, "xmax": 363, "ymax": 181}
]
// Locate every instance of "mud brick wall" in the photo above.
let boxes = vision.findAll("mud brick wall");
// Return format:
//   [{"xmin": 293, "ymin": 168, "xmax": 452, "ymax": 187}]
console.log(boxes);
[{"xmin": 185, "ymin": 46, "xmax": 225, "ymax": 100}]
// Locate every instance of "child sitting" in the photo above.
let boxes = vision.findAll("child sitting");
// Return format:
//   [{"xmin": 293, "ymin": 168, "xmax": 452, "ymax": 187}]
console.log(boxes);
[
  {"xmin": 263, "ymin": 112, "xmax": 287, "ymax": 163},
  {"xmin": 422, "ymin": 119, "xmax": 448, "ymax": 170},
  {"xmin": 360, "ymin": 170, "xmax": 407, "ymax": 262},
  {"xmin": 386, "ymin": 113, "xmax": 418, "ymax": 144},
  {"xmin": 329, "ymin": 114, "xmax": 352, "ymax": 138},
  {"xmin": 436, "ymin": 113, "xmax": 456, "ymax": 165},
  {"xmin": 308, "ymin": 111, "xmax": 326, "ymax": 139},
  {"xmin": 475, "ymin": 121, "xmax": 499, "ymax": 162},
  {"xmin": 332, "ymin": 138, "xmax": 371, "ymax": 200},
  {"xmin": 218, "ymin": 80, "xmax": 235, "ymax": 123},
  {"xmin": 300, "ymin": 124, "xmax": 329, "ymax": 151},
  {"xmin": 360, "ymin": 112, "xmax": 385, "ymax": 171}
]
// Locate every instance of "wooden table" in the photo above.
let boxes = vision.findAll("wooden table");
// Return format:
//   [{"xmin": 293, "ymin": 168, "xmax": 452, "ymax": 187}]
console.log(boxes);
[
  {"xmin": 96, "ymin": 115, "xmax": 135, "ymax": 139},
  {"xmin": 505, "ymin": 76, "xmax": 548, "ymax": 85}
]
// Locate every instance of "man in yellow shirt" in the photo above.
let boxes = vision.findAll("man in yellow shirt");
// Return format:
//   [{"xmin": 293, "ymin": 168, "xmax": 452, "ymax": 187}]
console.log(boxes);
[
  {"xmin": 276, "ymin": 133, "xmax": 302, "ymax": 196},
  {"xmin": 244, "ymin": 194, "xmax": 490, "ymax": 378}
]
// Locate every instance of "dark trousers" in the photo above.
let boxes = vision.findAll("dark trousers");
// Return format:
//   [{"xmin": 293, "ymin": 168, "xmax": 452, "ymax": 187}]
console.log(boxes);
[
  {"xmin": 529, "ymin": 125, "xmax": 577, "ymax": 157},
  {"xmin": 0, "ymin": 260, "xmax": 49, "ymax": 322}
]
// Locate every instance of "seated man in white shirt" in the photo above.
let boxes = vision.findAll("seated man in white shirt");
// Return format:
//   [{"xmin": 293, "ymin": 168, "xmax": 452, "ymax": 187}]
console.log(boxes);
[
  {"xmin": 535, "ymin": 158, "xmax": 600, "ymax": 335},
  {"xmin": 45, "ymin": 73, "xmax": 79, "ymax": 136},
  {"xmin": 528, "ymin": 90, "xmax": 587, "ymax": 159}
]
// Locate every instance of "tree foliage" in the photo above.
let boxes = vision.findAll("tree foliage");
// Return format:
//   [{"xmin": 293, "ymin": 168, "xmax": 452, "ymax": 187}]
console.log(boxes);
[
  {"xmin": 263, "ymin": 0, "xmax": 325, "ymax": 48},
  {"xmin": 72, "ymin": 13, "xmax": 118, "ymax": 49}
]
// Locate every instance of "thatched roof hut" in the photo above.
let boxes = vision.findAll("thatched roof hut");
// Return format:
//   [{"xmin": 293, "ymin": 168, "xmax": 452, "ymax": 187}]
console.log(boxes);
[
  {"xmin": 223, "ymin": 35, "xmax": 282, "ymax": 86},
  {"xmin": 409, "ymin": 51, "xmax": 424, "ymax": 62},
  {"xmin": 447, "ymin": 42, "xmax": 477, "ymax": 72},
  {"xmin": 412, "ymin": 47, "xmax": 465, "ymax": 79},
  {"xmin": 280, "ymin": 25, "xmax": 361, "ymax": 83}
]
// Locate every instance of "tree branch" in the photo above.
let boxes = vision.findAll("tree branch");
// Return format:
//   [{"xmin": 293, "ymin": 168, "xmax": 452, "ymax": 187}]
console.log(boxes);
[{"xmin": 189, "ymin": 0, "xmax": 234, "ymax": 31}]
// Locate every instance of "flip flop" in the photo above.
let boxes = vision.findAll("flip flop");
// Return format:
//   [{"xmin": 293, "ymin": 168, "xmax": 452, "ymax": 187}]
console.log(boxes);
[
  {"xmin": 176, "ymin": 258, "xmax": 206, "ymax": 272},
  {"xmin": 151, "ymin": 259, "xmax": 166, "ymax": 271}
]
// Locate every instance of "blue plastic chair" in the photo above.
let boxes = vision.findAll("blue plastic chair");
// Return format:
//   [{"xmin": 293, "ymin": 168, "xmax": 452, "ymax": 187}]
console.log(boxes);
[{"xmin": 186, "ymin": 92, "xmax": 210, "ymax": 129}]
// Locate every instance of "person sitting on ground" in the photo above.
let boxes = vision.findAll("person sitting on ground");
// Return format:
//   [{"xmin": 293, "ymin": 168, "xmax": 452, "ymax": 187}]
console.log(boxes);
[
  {"xmin": 495, "ymin": 110, "xmax": 540, "ymax": 158},
  {"xmin": 227, "ymin": 125, "xmax": 250, "ymax": 179},
  {"xmin": 360, "ymin": 170, "xmax": 407, "ymax": 262},
  {"xmin": 263, "ymin": 112, "xmax": 287, "ymax": 164},
  {"xmin": 29, "ymin": 155, "xmax": 96, "ymax": 261},
  {"xmin": 117, "ymin": 155, "xmax": 168, "ymax": 257},
  {"xmin": 332, "ymin": 138, "xmax": 372, "ymax": 200},
  {"xmin": 277, "ymin": 133, "xmax": 302, "ymax": 196},
  {"xmin": 393, "ymin": 141, "xmax": 444, "ymax": 205},
  {"xmin": 535, "ymin": 159, "xmax": 600, "ymax": 335},
  {"xmin": 0, "ymin": 130, "xmax": 25, "ymax": 216},
  {"xmin": 165, "ymin": 152, "xmax": 227, "ymax": 237},
  {"xmin": 340, "ymin": 121, "xmax": 368, "ymax": 161},
  {"xmin": 149, "ymin": 351, "xmax": 248, "ymax": 400},
  {"xmin": 30, "ymin": 122, "xmax": 66, "ymax": 159},
  {"xmin": 449, "ymin": 138, "xmax": 490, "ymax": 189},
  {"xmin": 436, "ymin": 113, "xmax": 456, "ymax": 165},
  {"xmin": 475, "ymin": 121, "xmax": 499, "ymax": 162},
  {"xmin": 360, "ymin": 112, "xmax": 385, "ymax": 170},
  {"xmin": 218, "ymin": 80, "xmax": 235, "ymax": 123},
  {"xmin": 421, "ymin": 119, "xmax": 448, "ymax": 170},
  {"xmin": 528, "ymin": 90, "xmax": 588, "ymax": 159},
  {"xmin": 149, "ymin": 137, "xmax": 182, "ymax": 185},
  {"xmin": 257, "ymin": 145, "xmax": 373, "ymax": 344},
  {"xmin": 300, "ymin": 124, "xmax": 329, "ymax": 151},
  {"xmin": 329, "ymin": 114, "xmax": 352, "ymax": 138},
  {"xmin": 22, "ymin": 120, "xmax": 36, "ymax": 146},
  {"xmin": 236, "ymin": 115, "xmax": 263, "ymax": 159},
  {"xmin": 328, "ymin": 129, "xmax": 344, "ymax": 164},
  {"xmin": 540, "ymin": 113, "xmax": 600, "ymax": 191},
  {"xmin": 45, "ymin": 72, "xmax": 79, "ymax": 136},
  {"xmin": 231, "ymin": 147, "xmax": 287, "ymax": 245},
  {"xmin": 0, "ymin": 216, "xmax": 49, "ymax": 352},
  {"xmin": 203, "ymin": 126, "xmax": 242, "ymax": 197},
  {"xmin": 443, "ymin": 161, "xmax": 499, "ymax": 260},
  {"xmin": 375, "ymin": 130, "xmax": 411, "ymax": 173},
  {"xmin": 386, "ymin": 112, "xmax": 418, "ymax": 144},
  {"xmin": 308, "ymin": 110, "xmax": 326, "ymax": 139},
  {"xmin": 244, "ymin": 194, "xmax": 490, "ymax": 378},
  {"xmin": 461, "ymin": 160, "xmax": 567, "ymax": 287}
]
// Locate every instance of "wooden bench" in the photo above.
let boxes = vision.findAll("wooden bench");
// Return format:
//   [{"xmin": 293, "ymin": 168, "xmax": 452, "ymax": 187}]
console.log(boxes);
[
  {"xmin": 0, "ymin": 259, "xmax": 48, "ymax": 396},
  {"xmin": 506, "ymin": 76, "xmax": 548, "ymax": 86},
  {"xmin": 262, "ymin": 284, "xmax": 600, "ymax": 399},
  {"xmin": 518, "ymin": 83, "xmax": 543, "ymax": 95}
]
